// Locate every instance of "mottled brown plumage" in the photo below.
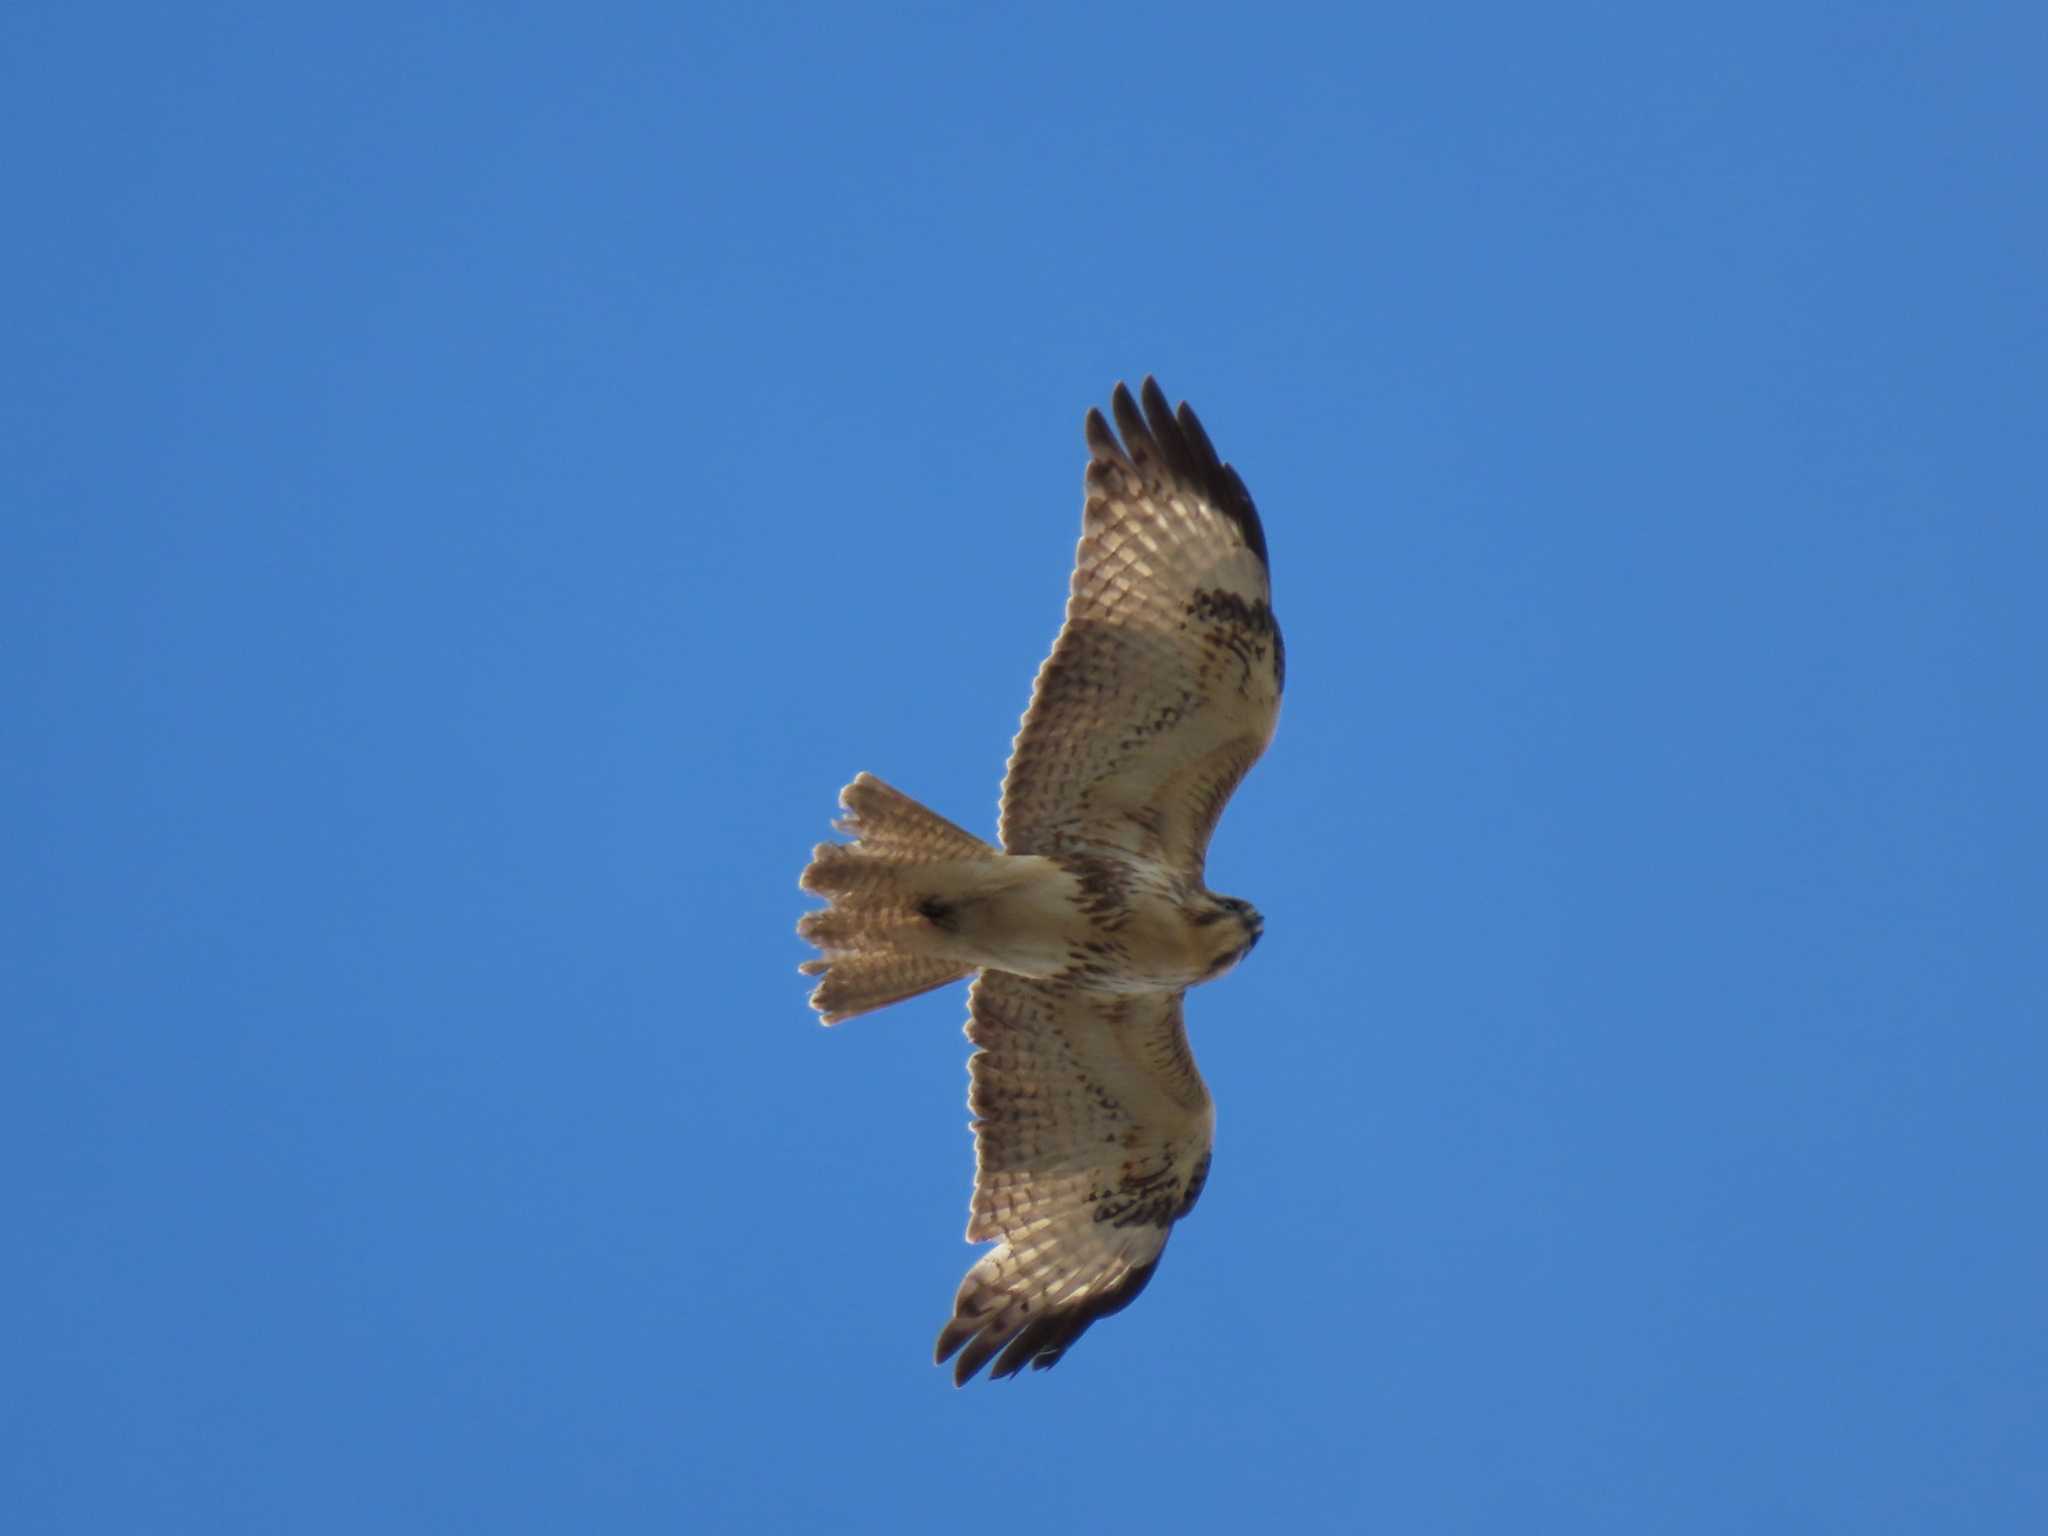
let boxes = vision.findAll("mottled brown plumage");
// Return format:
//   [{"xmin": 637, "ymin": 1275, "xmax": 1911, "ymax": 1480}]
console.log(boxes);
[{"xmin": 797, "ymin": 378, "xmax": 1282, "ymax": 1383}]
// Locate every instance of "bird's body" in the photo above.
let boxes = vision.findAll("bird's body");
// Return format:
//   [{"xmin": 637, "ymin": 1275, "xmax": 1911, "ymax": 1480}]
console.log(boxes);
[
  {"xmin": 809, "ymin": 831, "xmax": 1258, "ymax": 998},
  {"xmin": 797, "ymin": 379, "xmax": 1282, "ymax": 1383}
]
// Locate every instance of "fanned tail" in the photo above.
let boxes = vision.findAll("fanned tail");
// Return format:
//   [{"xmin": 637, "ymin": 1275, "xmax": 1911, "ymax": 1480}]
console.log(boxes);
[{"xmin": 797, "ymin": 773, "xmax": 997, "ymax": 1023}]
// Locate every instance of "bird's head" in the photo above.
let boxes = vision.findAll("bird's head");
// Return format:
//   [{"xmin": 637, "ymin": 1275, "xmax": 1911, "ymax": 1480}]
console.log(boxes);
[{"xmin": 1193, "ymin": 893, "xmax": 1263, "ymax": 980}]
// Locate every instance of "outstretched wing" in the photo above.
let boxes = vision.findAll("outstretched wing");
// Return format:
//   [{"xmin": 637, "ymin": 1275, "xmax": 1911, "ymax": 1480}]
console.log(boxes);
[
  {"xmin": 999, "ymin": 378, "xmax": 1283, "ymax": 877},
  {"xmin": 935, "ymin": 971, "xmax": 1215, "ymax": 1384}
]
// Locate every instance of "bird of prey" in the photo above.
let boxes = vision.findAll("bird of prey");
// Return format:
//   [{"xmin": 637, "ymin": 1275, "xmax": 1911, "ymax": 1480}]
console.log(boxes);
[{"xmin": 797, "ymin": 378, "xmax": 1283, "ymax": 1384}]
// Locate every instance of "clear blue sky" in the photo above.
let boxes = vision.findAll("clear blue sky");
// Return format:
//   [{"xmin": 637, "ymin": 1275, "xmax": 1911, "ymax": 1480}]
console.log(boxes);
[{"xmin": 7, "ymin": 3, "xmax": 2044, "ymax": 1531}]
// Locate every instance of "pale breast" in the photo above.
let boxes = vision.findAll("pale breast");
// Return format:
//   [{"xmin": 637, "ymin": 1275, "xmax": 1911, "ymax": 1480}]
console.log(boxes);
[{"xmin": 1046, "ymin": 854, "xmax": 1217, "ymax": 994}]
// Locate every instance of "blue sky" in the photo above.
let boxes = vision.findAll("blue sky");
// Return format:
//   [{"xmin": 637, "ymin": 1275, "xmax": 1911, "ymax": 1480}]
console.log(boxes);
[{"xmin": 7, "ymin": 2, "xmax": 2045, "ymax": 1530}]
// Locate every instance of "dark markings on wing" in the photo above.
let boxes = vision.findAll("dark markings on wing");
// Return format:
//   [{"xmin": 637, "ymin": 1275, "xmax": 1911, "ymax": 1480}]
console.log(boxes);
[{"xmin": 1188, "ymin": 585, "xmax": 1286, "ymax": 693}]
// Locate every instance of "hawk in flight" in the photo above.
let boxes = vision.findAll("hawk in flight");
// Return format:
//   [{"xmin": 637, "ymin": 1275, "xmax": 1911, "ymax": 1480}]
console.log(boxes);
[{"xmin": 797, "ymin": 378, "xmax": 1283, "ymax": 1383}]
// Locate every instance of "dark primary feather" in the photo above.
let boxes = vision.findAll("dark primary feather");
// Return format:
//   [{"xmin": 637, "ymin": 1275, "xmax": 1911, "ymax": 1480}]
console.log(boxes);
[
  {"xmin": 936, "ymin": 1257, "xmax": 1164, "ymax": 1384},
  {"xmin": 1092, "ymin": 376, "xmax": 1271, "ymax": 571}
]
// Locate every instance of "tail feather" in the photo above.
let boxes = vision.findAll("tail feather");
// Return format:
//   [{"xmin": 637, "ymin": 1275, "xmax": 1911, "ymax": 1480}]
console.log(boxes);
[
  {"xmin": 797, "ymin": 774, "xmax": 997, "ymax": 1024},
  {"xmin": 798, "ymin": 951, "xmax": 971, "ymax": 1024},
  {"xmin": 830, "ymin": 773, "xmax": 992, "ymax": 862}
]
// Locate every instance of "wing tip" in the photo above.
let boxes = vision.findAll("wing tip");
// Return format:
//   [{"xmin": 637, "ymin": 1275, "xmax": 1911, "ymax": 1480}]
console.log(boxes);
[
  {"xmin": 1087, "ymin": 376, "xmax": 1270, "ymax": 571},
  {"xmin": 932, "ymin": 1254, "xmax": 1167, "ymax": 1385}
]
